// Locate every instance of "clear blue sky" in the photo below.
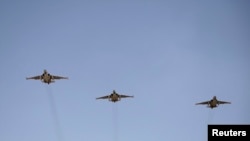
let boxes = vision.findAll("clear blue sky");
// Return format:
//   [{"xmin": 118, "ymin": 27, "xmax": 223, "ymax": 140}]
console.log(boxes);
[{"xmin": 0, "ymin": 0, "xmax": 249, "ymax": 141}]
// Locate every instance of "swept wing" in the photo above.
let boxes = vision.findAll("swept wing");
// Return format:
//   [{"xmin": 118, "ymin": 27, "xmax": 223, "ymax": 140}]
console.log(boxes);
[
  {"xmin": 26, "ymin": 75, "xmax": 41, "ymax": 80},
  {"xmin": 51, "ymin": 75, "xmax": 68, "ymax": 79},
  {"xmin": 120, "ymin": 95, "xmax": 134, "ymax": 98},
  {"xmin": 96, "ymin": 95, "xmax": 109, "ymax": 100},
  {"xmin": 195, "ymin": 101, "xmax": 210, "ymax": 105},
  {"xmin": 217, "ymin": 100, "xmax": 231, "ymax": 104}
]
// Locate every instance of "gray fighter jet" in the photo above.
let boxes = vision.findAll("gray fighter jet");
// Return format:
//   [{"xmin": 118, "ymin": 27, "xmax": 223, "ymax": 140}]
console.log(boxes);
[
  {"xmin": 96, "ymin": 90, "xmax": 133, "ymax": 102},
  {"xmin": 196, "ymin": 96, "xmax": 231, "ymax": 109},
  {"xmin": 26, "ymin": 69, "xmax": 68, "ymax": 84}
]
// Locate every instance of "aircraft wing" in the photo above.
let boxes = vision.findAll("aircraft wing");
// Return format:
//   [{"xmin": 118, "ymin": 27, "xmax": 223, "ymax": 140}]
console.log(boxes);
[
  {"xmin": 195, "ymin": 101, "xmax": 210, "ymax": 105},
  {"xmin": 120, "ymin": 95, "xmax": 134, "ymax": 98},
  {"xmin": 217, "ymin": 100, "xmax": 231, "ymax": 104},
  {"xmin": 96, "ymin": 95, "xmax": 109, "ymax": 100},
  {"xmin": 51, "ymin": 75, "xmax": 68, "ymax": 79},
  {"xmin": 26, "ymin": 75, "xmax": 41, "ymax": 80}
]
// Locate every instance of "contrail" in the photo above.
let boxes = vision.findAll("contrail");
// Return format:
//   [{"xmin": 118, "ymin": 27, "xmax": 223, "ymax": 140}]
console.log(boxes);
[
  {"xmin": 203, "ymin": 109, "xmax": 214, "ymax": 140},
  {"xmin": 112, "ymin": 103, "xmax": 119, "ymax": 141},
  {"xmin": 45, "ymin": 85, "xmax": 63, "ymax": 141},
  {"xmin": 207, "ymin": 109, "xmax": 214, "ymax": 124}
]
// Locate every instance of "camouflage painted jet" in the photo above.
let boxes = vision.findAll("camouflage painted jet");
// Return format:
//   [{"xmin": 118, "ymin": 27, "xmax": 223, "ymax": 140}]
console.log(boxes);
[
  {"xmin": 96, "ymin": 90, "xmax": 133, "ymax": 102},
  {"xmin": 26, "ymin": 69, "xmax": 68, "ymax": 84},
  {"xmin": 195, "ymin": 96, "xmax": 231, "ymax": 109}
]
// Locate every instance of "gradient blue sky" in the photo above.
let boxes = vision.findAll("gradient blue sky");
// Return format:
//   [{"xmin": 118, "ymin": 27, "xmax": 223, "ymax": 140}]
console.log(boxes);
[{"xmin": 0, "ymin": 0, "xmax": 249, "ymax": 141}]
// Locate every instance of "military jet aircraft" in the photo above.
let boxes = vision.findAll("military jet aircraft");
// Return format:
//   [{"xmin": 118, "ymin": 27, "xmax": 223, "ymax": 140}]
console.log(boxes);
[
  {"xmin": 96, "ymin": 90, "xmax": 134, "ymax": 102},
  {"xmin": 195, "ymin": 96, "xmax": 231, "ymax": 109},
  {"xmin": 26, "ymin": 69, "xmax": 68, "ymax": 84}
]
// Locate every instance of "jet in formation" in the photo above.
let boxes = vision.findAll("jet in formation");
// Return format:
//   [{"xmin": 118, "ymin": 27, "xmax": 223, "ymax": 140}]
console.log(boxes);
[
  {"xmin": 26, "ymin": 69, "xmax": 68, "ymax": 84},
  {"xmin": 195, "ymin": 96, "xmax": 231, "ymax": 109},
  {"xmin": 96, "ymin": 90, "xmax": 134, "ymax": 102}
]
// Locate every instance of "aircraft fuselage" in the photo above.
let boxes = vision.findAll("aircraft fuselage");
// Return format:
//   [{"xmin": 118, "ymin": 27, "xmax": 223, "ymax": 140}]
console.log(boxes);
[
  {"xmin": 208, "ymin": 99, "xmax": 218, "ymax": 108},
  {"xmin": 109, "ymin": 94, "xmax": 120, "ymax": 102},
  {"xmin": 41, "ymin": 73, "xmax": 53, "ymax": 84}
]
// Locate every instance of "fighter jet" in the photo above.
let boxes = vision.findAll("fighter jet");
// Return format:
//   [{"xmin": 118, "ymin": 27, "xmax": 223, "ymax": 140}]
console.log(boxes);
[
  {"xmin": 96, "ymin": 90, "xmax": 134, "ymax": 102},
  {"xmin": 26, "ymin": 69, "xmax": 68, "ymax": 84},
  {"xmin": 195, "ymin": 96, "xmax": 231, "ymax": 109}
]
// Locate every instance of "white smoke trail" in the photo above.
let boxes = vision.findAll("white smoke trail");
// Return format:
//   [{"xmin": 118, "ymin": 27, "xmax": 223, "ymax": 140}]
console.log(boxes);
[
  {"xmin": 203, "ymin": 109, "xmax": 215, "ymax": 140},
  {"xmin": 207, "ymin": 108, "xmax": 214, "ymax": 124},
  {"xmin": 112, "ymin": 103, "xmax": 119, "ymax": 141},
  {"xmin": 45, "ymin": 85, "xmax": 63, "ymax": 141}
]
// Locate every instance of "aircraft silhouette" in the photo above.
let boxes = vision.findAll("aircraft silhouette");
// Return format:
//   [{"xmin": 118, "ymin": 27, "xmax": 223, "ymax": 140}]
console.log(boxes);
[
  {"xmin": 196, "ymin": 96, "xmax": 231, "ymax": 109},
  {"xmin": 96, "ymin": 90, "xmax": 133, "ymax": 102},
  {"xmin": 26, "ymin": 69, "xmax": 68, "ymax": 84}
]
